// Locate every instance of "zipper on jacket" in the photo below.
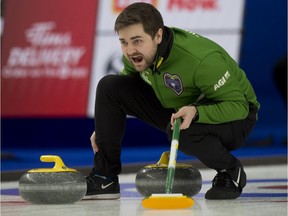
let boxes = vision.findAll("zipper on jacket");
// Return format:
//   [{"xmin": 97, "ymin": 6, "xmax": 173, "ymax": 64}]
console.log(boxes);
[{"xmin": 152, "ymin": 68, "xmax": 168, "ymax": 108}]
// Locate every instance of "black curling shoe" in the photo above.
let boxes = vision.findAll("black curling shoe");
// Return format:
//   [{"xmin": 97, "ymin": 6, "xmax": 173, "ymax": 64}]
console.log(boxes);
[
  {"xmin": 205, "ymin": 166, "xmax": 246, "ymax": 200},
  {"xmin": 84, "ymin": 171, "xmax": 120, "ymax": 200}
]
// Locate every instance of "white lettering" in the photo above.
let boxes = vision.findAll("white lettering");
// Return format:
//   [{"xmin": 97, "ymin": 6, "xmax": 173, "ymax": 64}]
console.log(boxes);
[
  {"xmin": 7, "ymin": 47, "xmax": 85, "ymax": 67},
  {"xmin": 25, "ymin": 22, "xmax": 71, "ymax": 46},
  {"xmin": 2, "ymin": 66, "xmax": 88, "ymax": 79},
  {"xmin": 214, "ymin": 71, "xmax": 231, "ymax": 91},
  {"xmin": 3, "ymin": 22, "xmax": 87, "ymax": 80}
]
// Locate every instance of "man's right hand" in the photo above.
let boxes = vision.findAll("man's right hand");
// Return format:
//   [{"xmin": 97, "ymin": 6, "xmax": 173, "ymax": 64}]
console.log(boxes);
[{"xmin": 90, "ymin": 131, "xmax": 99, "ymax": 153}]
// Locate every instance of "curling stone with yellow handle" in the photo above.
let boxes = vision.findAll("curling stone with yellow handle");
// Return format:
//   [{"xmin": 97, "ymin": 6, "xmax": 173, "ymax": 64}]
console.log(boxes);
[
  {"xmin": 135, "ymin": 151, "xmax": 202, "ymax": 197},
  {"xmin": 19, "ymin": 155, "xmax": 87, "ymax": 204}
]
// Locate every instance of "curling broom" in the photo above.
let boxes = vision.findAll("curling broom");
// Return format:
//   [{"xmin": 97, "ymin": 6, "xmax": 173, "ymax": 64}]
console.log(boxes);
[{"xmin": 142, "ymin": 118, "xmax": 194, "ymax": 209}]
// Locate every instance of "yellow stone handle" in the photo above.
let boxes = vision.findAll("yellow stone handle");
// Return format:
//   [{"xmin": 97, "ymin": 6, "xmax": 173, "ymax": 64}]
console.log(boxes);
[
  {"xmin": 145, "ymin": 151, "xmax": 193, "ymax": 169},
  {"xmin": 40, "ymin": 155, "xmax": 68, "ymax": 169},
  {"xmin": 28, "ymin": 155, "xmax": 77, "ymax": 173},
  {"xmin": 156, "ymin": 151, "xmax": 170, "ymax": 166}
]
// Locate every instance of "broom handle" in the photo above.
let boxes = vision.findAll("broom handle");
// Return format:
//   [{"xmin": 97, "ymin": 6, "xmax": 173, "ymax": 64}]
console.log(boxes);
[{"xmin": 165, "ymin": 118, "xmax": 181, "ymax": 194}]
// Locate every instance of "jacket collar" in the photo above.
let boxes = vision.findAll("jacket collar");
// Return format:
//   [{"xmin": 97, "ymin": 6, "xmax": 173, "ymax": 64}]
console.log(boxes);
[{"xmin": 152, "ymin": 26, "xmax": 174, "ymax": 73}]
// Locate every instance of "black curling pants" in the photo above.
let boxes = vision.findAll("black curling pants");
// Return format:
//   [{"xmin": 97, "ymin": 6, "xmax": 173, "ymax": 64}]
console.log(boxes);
[{"xmin": 93, "ymin": 74, "xmax": 257, "ymax": 177}]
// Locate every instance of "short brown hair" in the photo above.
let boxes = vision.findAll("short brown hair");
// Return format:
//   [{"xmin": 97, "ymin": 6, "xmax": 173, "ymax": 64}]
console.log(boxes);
[{"xmin": 114, "ymin": 2, "xmax": 164, "ymax": 38}]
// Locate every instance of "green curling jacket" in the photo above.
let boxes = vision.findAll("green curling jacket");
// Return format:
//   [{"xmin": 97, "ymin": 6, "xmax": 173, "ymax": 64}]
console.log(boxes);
[{"xmin": 120, "ymin": 27, "xmax": 260, "ymax": 124}]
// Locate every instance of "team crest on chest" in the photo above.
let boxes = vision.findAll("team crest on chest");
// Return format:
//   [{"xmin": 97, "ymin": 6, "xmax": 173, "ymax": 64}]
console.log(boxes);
[{"xmin": 163, "ymin": 73, "xmax": 183, "ymax": 95}]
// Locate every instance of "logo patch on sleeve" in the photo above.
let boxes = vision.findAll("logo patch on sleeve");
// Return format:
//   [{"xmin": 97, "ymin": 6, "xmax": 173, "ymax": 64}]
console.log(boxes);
[
  {"xmin": 214, "ymin": 71, "xmax": 231, "ymax": 91},
  {"xmin": 163, "ymin": 73, "xmax": 183, "ymax": 95}
]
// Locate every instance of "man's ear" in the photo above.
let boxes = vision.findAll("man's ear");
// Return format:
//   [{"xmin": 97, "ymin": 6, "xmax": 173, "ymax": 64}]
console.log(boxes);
[{"xmin": 155, "ymin": 28, "xmax": 163, "ymax": 44}]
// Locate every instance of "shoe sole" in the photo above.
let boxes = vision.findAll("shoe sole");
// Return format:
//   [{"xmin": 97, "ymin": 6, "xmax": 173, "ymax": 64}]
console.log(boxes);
[
  {"xmin": 82, "ymin": 193, "xmax": 120, "ymax": 200},
  {"xmin": 205, "ymin": 188, "xmax": 241, "ymax": 200}
]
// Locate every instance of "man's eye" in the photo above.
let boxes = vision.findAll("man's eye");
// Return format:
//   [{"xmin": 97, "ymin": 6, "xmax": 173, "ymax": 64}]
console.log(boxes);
[{"xmin": 134, "ymin": 40, "xmax": 141, "ymax": 44}]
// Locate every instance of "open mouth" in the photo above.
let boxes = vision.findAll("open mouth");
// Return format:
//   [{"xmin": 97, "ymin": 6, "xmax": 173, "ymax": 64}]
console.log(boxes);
[{"xmin": 131, "ymin": 56, "xmax": 144, "ymax": 64}]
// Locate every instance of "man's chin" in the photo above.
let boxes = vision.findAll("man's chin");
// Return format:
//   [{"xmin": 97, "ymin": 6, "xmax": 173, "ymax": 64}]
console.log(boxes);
[{"xmin": 133, "ymin": 64, "xmax": 147, "ymax": 72}]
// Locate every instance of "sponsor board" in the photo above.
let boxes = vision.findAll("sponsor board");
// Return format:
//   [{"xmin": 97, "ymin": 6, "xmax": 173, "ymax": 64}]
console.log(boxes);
[{"xmin": 1, "ymin": 0, "xmax": 98, "ymax": 117}]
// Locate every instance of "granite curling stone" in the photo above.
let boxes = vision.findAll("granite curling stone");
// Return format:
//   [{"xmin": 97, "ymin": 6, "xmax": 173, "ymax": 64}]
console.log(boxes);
[
  {"xmin": 135, "ymin": 152, "xmax": 202, "ymax": 197},
  {"xmin": 19, "ymin": 155, "xmax": 87, "ymax": 204}
]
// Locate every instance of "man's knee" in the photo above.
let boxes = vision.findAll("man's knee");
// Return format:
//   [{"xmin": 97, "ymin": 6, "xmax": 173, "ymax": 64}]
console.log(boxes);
[
  {"xmin": 97, "ymin": 75, "xmax": 118, "ymax": 91},
  {"xmin": 166, "ymin": 123, "xmax": 207, "ymax": 156}
]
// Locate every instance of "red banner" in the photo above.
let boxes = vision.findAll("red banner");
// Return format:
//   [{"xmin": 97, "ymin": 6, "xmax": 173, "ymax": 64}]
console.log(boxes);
[{"xmin": 1, "ymin": 0, "xmax": 98, "ymax": 117}]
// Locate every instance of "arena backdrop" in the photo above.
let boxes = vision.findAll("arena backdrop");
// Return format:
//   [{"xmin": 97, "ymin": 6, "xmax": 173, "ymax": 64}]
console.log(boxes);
[{"xmin": 1, "ymin": 0, "xmax": 245, "ymax": 118}]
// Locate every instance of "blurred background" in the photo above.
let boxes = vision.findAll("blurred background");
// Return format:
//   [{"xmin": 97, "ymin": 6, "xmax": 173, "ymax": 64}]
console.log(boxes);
[{"xmin": 1, "ymin": 0, "xmax": 287, "ymax": 172}]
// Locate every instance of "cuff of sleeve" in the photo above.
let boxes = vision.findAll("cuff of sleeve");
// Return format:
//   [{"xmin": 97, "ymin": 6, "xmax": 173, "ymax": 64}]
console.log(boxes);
[{"xmin": 193, "ymin": 108, "xmax": 199, "ymax": 121}]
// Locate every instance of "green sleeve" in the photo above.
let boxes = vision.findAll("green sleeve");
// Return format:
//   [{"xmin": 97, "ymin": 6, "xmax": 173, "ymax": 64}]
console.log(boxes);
[{"xmin": 194, "ymin": 53, "xmax": 249, "ymax": 124}]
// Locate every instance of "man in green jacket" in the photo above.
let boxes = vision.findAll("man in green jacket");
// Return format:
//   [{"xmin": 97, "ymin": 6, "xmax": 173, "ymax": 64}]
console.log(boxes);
[{"xmin": 85, "ymin": 2, "xmax": 260, "ymax": 200}]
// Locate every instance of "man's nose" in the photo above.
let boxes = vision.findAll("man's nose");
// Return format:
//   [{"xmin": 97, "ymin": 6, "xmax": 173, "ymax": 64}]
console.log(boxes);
[{"xmin": 126, "ymin": 44, "xmax": 135, "ymax": 55}]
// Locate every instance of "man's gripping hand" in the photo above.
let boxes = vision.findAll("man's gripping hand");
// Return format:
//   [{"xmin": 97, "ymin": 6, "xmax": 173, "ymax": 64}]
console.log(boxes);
[{"xmin": 170, "ymin": 105, "xmax": 198, "ymax": 130}]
